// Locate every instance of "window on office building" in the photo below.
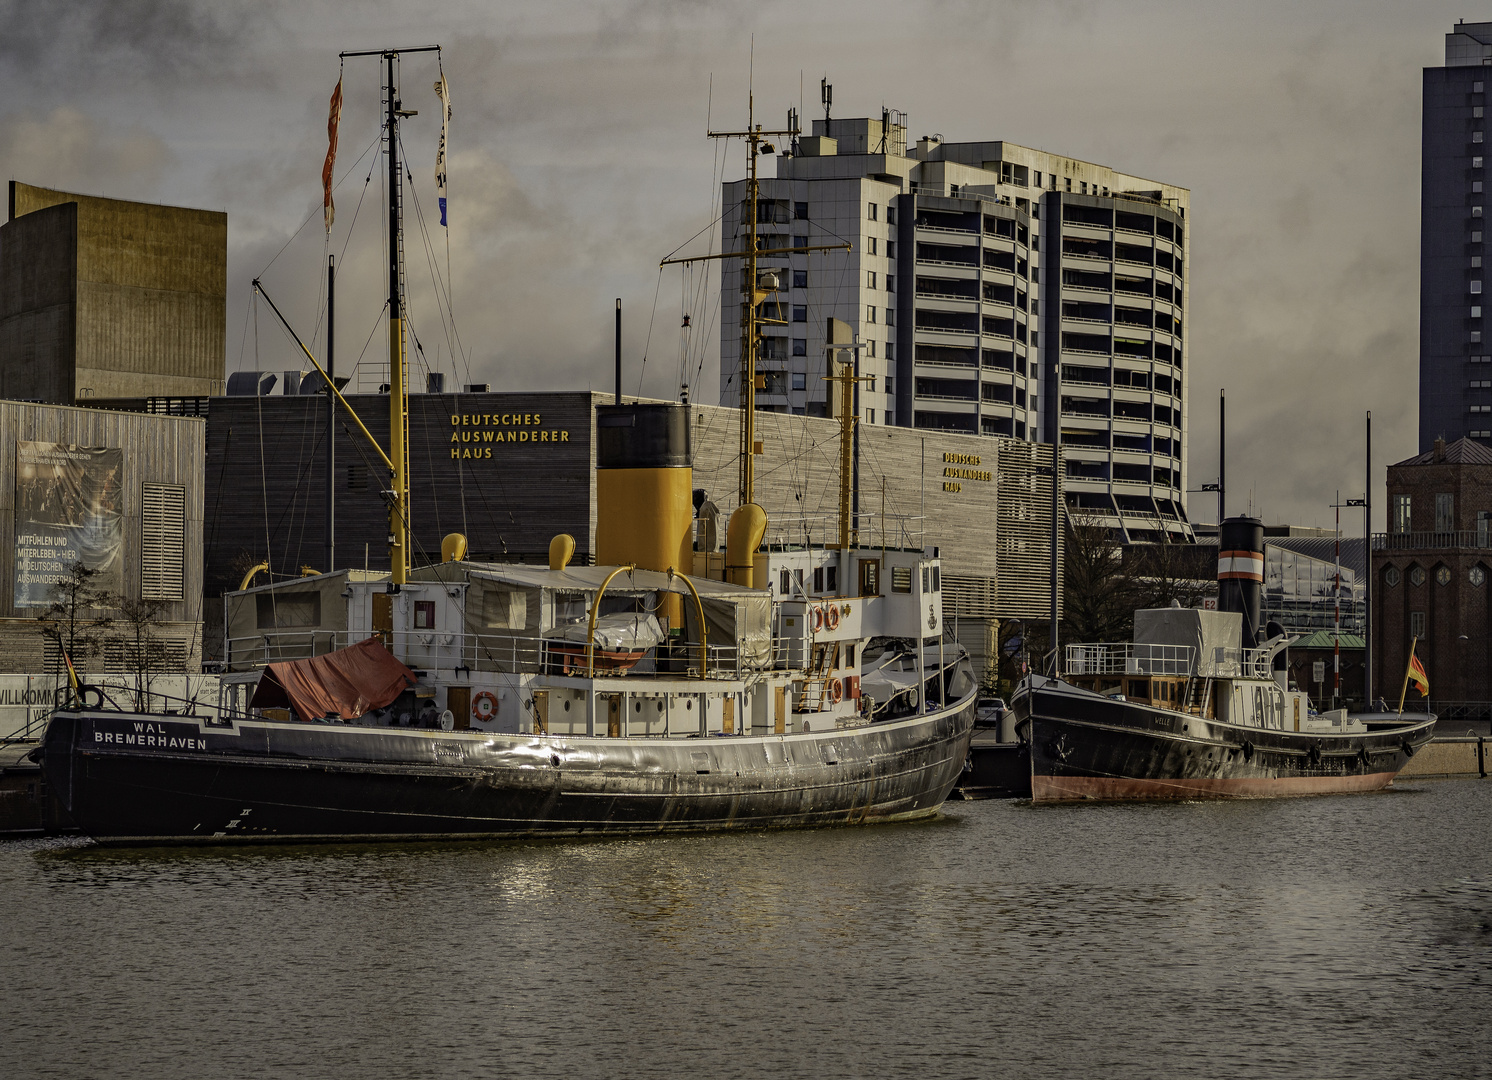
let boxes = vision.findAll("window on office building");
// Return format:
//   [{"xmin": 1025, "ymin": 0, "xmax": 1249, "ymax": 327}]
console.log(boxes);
[
  {"xmin": 791, "ymin": 372, "xmax": 806, "ymax": 391},
  {"xmin": 868, "ymin": 203, "xmax": 878, "ymax": 221},
  {"xmin": 795, "ymin": 201, "xmax": 809, "ymax": 220},
  {"xmin": 1410, "ymin": 610, "xmax": 1427, "ymax": 638},
  {"xmin": 867, "ymin": 305, "xmax": 877, "ymax": 323},
  {"xmin": 793, "ymin": 269, "xmax": 807, "ymax": 288},
  {"xmin": 868, "ymin": 237, "xmax": 877, "ymax": 256},
  {"xmin": 792, "ymin": 338, "xmax": 807, "ymax": 356},
  {"xmin": 792, "ymin": 305, "xmax": 807, "ymax": 322},
  {"xmin": 867, "ymin": 271, "xmax": 876, "ymax": 289}
]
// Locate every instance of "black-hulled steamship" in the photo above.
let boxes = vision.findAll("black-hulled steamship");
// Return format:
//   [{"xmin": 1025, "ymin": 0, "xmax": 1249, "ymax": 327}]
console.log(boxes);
[{"xmin": 1014, "ymin": 517, "xmax": 1435, "ymax": 802}]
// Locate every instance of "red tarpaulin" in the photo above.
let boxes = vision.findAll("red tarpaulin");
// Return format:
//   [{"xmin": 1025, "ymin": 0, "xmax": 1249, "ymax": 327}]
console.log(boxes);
[{"xmin": 250, "ymin": 636, "xmax": 415, "ymax": 722}]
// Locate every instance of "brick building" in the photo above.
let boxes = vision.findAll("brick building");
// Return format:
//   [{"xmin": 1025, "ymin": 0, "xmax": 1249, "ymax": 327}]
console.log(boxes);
[{"xmin": 1372, "ymin": 436, "xmax": 1492, "ymax": 718}]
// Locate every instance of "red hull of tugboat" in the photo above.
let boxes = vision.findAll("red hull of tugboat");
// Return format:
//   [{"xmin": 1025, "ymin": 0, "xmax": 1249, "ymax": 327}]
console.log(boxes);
[{"xmin": 1030, "ymin": 770, "xmax": 1398, "ymax": 802}]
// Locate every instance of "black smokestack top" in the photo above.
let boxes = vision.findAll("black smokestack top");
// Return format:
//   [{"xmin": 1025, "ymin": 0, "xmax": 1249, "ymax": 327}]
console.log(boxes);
[{"xmin": 1218, "ymin": 516, "xmax": 1266, "ymax": 646}]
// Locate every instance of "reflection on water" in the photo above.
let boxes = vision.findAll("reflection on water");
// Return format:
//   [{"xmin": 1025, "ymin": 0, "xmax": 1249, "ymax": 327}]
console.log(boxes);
[{"xmin": 3, "ymin": 782, "xmax": 1489, "ymax": 1079}]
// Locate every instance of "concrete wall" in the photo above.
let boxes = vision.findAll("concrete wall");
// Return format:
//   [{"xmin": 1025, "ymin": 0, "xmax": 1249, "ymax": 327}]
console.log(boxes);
[
  {"xmin": 1, "ymin": 182, "xmax": 226, "ymax": 403},
  {"xmin": 0, "ymin": 201, "xmax": 76, "ymax": 402}
]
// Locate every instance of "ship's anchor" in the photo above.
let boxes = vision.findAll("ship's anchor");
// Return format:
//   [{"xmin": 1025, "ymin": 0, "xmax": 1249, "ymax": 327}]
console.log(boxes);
[
  {"xmin": 1240, "ymin": 740, "xmax": 1254, "ymax": 763},
  {"xmin": 1050, "ymin": 734, "xmax": 1072, "ymax": 763}
]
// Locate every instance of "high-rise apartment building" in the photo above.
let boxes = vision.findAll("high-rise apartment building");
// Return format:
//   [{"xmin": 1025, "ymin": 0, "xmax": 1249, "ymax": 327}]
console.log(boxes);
[
  {"xmin": 718, "ymin": 114, "xmax": 1191, "ymax": 542},
  {"xmin": 1422, "ymin": 21, "xmax": 1492, "ymax": 452}
]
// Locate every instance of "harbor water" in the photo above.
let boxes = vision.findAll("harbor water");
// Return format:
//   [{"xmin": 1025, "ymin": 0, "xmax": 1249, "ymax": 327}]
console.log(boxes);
[{"xmin": 1, "ymin": 780, "xmax": 1488, "ymax": 1079}]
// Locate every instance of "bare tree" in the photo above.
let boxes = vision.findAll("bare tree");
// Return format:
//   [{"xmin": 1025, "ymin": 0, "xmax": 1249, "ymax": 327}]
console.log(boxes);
[
  {"xmin": 1061, "ymin": 513, "xmax": 1135, "ymax": 646},
  {"xmin": 36, "ymin": 562, "xmax": 116, "ymax": 698},
  {"xmin": 114, "ymin": 595, "xmax": 174, "ymax": 710}
]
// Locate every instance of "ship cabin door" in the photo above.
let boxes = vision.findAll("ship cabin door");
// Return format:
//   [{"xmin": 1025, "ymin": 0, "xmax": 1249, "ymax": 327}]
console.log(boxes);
[
  {"xmin": 372, "ymin": 593, "xmax": 394, "ymax": 649},
  {"xmin": 446, "ymin": 686, "xmax": 471, "ymax": 731}
]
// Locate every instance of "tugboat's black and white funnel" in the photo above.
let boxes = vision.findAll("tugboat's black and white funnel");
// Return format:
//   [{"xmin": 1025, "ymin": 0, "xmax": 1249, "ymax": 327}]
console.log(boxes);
[{"xmin": 1218, "ymin": 516, "xmax": 1265, "ymax": 645}]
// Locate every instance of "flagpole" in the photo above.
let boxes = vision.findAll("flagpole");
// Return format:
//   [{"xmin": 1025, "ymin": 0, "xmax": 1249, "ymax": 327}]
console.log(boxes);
[{"xmin": 1397, "ymin": 636, "xmax": 1417, "ymax": 716}]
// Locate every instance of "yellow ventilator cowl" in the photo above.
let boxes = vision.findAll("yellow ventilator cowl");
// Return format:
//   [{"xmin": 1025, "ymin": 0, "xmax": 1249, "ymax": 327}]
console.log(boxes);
[
  {"xmin": 595, "ymin": 403, "xmax": 693, "ymax": 625},
  {"xmin": 549, "ymin": 533, "xmax": 576, "ymax": 571},
  {"xmin": 441, "ymin": 533, "xmax": 468, "ymax": 563},
  {"xmin": 726, "ymin": 503, "xmax": 767, "ymax": 589}
]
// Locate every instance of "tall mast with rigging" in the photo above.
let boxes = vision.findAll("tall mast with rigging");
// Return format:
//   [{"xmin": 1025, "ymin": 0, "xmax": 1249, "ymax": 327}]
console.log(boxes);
[
  {"xmin": 661, "ymin": 97, "xmax": 846, "ymax": 513},
  {"xmin": 340, "ymin": 44, "xmax": 440, "ymax": 587}
]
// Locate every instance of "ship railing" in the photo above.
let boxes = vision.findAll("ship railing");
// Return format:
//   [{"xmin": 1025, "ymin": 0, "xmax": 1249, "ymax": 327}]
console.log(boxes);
[
  {"xmin": 751, "ymin": 510, "xmax": 928, "ymax": 552},
  {"xmin": 1064, "ymin": 642, "xmax": 1195, "ymax": 676},
  {"xmin": 1210, "ymin": 647, "xmax": 1273, "ymax": 678},
  {"xmin": 227, "ymin": 630, "xmax": 766, "ymax": 681}
]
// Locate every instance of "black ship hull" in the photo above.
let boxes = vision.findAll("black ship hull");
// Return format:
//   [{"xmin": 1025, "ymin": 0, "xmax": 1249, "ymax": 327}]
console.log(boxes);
[
  {"xmin": 38, "ymin": 698, "xmax": 976, "ymax": 845},
  {"xmin": 1015, "ymin": 678, "xmax": 1436, "ymax": 803}
]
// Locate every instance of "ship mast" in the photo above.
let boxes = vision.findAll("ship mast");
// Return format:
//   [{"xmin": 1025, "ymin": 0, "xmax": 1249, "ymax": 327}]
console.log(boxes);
[
  {"xmin": 341, "ymin": 44, "xmax": 440, "ymax": 586},
  {"xmin": 661, "ymin": 97, "xmax": 845, "ymax": 511}
]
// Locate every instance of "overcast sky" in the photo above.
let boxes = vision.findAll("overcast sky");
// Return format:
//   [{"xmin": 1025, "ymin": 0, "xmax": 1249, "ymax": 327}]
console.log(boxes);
[{"xmin": 0, "ymin": 0, "xmax": 1473, "ymax": 532}]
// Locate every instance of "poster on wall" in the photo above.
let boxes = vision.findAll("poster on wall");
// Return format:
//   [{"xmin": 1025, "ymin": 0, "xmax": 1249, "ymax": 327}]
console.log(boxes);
[{"xmin": 14, "ymin": 441, "xmax": 123, "ymax": 608}]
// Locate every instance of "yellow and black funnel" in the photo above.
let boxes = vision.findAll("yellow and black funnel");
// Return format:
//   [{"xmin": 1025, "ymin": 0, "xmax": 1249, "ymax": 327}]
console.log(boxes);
[{"xmin": 596, "ymin": 403, "xmax": 693, "ymax": 624}]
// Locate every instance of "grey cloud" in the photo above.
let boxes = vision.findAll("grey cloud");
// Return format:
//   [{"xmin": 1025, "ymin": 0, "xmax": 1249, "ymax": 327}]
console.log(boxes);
[
  {"xmin": 0, "ymin": 0, "xmax": 276, "ymax": 85},
  {"xmin": 0, "ymin": 106, "xmax": 174, "ymax": 198}
]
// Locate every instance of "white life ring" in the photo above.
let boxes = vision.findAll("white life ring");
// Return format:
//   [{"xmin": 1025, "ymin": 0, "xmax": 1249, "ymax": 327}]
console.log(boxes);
[
  {"xmin": 810, "ymin": 605, "xmax": 824, "ymax": 632},
  {"xmin": 472, "ymin": 691, "xmax": 498, "ymax": 722},
  {"xmin": 824, "ymin": 605, "xmax": 840, "ymax": 631}
]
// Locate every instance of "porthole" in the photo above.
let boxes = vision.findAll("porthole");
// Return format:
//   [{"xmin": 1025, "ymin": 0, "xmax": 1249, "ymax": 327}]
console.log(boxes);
[
  {"xmin": 1410, "ymin": 566, "xmax": 1427, "ymax": 587},
  {"xmin": 657, "ymin": 702, "xmax": 664, "ymax": 712},
  {"xmin": 634, "ymin": 701, "xmax": 642, "ymax": 712},
  {"xmin": 1472, "ymin": 566, "xmax": 1487, "ymax": 587},
  {"xmin": 1385, "ymin": 566, "xmax": 1401, "ymax": 587},
  {"xmin": 686, "ymin": 700, "xmax": 693, "ymax": 710},
  {"xmin": 1437, "ymin": 566, "xmax": 1453, "ymax": 586},
  {"xmin": 563, "ymin": 699, "xmax": 571, "ymax": 712}
]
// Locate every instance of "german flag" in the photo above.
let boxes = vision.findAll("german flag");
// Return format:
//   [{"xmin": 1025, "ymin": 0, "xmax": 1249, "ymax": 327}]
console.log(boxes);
[{"xmin": 1408, "ymin": 652, "xmax": 1429, "ymax": 697}]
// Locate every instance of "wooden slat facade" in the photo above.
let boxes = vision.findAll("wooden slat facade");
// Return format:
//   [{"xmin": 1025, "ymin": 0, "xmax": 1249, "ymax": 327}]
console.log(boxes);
[{"xmin": 0, "ymin": 400, "xmax": 205, "ymax": 671}]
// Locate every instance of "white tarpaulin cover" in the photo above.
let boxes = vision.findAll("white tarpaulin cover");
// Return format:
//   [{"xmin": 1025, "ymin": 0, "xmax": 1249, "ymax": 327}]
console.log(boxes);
[
  {"xmin": 556, "ymin": 613, "xmax": 666, "ymax": 652},
  {"xmin": 1134, "ymin": 608, "xmax": 1242, "ymax": 677}
]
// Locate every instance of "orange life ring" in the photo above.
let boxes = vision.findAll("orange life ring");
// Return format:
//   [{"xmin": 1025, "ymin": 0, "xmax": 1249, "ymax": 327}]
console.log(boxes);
[
  {"xmin": 824, "ymin": 605, "xmax": 840, "ymax": 631},
  {"xmin": 472, "ymin": 691, "xmax": 499, "ymax": 722},
  {"xmin": 829, "ymin": 678, "xmax": 844, "ymax": 704},
  {"xmin": 810, "ymin": 605, "xmax": 823, "ymax": 632}
]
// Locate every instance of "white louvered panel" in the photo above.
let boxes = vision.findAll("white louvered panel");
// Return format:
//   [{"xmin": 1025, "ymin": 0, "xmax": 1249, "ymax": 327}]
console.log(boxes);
[{"xmin": 141, "ymin": 483, "xmax": 186, "ymax": 601}]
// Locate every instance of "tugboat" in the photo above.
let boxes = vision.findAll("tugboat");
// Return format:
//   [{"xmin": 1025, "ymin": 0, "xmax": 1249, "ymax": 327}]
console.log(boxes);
[
  {"xmin": 1014, "ymin": 516, "xmax": 1435, "ymax": 801},
  {"xmin": 32, "ymin": 59, "xmax": 977, "ymax": 844}
]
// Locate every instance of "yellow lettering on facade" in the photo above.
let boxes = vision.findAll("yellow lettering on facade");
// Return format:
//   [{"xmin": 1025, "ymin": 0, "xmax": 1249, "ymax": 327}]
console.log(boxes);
[
  {"xmin": 451, "ymin": 415, "xmax": 460, "ymax": 426},
  {"xmin": 450, "ymin": 432, "xmax": 459, "ymax": 443},
  {"xmin": 533, "ymin": 413, "xmax": 542, "ymax": 426},
  {"xmin": 507, "ymin": 431, "xmax": 517, "ymax": 442},
  {"xmin": 485, "ymin": 448, "xmax": 492, "ymax": 458},
  {"xmin": 483, "ymin": 430, "xmax": 494, "ymax": 442},
  {"xmin": 451, "ymin": 449, "xmax": 460, "ymax": 459}
]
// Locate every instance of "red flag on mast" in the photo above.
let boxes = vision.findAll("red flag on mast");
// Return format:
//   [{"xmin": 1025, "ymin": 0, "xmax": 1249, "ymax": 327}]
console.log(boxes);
[{"xmin": 322, "ymin": 77, "xmax": 343, "ymax": 233}]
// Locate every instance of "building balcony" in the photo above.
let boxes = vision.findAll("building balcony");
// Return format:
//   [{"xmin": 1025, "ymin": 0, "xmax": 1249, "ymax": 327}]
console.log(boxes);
[{"xmin": 1373, "ymin": 530, "xmax": 1492, "ymax": 551}]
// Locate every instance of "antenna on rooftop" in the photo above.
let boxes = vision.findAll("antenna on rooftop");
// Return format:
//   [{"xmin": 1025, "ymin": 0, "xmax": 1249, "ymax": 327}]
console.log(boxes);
[{"xmin": 821, "ymin": 77, "xmax": 832, "ymax": 124}]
